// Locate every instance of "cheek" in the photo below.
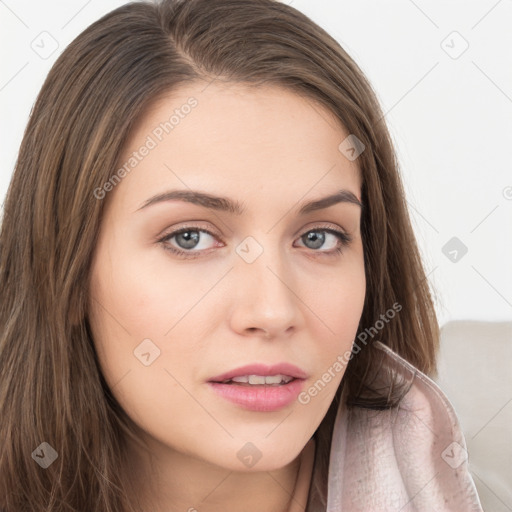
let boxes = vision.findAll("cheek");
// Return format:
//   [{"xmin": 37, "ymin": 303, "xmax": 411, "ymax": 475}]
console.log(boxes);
[
  {"xmin": 303, "ymin": 257, "xmax": 365, "ymax": 390},
  {"xmin": 311, "ymin": 255, "xmax": 366, "ymax": 338},
  {"xmin": 88, "ymin": 240, "xmax": 218, "ymax": 393},
  {"xmin": 87, "ymin": 247, "xmax": 210, "ymax": 443},
  {"xmin": 91, "ymin": 240, "xmax": 203, "ymax": 341}
]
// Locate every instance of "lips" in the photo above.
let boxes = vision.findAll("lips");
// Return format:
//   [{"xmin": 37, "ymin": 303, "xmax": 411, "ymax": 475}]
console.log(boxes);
[{"xmin": 207, "ymin": 363, "xmax": 308, "ymax": 412}]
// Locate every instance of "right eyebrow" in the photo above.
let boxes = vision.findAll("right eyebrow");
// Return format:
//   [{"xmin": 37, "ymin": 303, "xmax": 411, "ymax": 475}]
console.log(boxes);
[{"xmin": 135, "ymin": 189, "xmax": 246, "ymax": 215}]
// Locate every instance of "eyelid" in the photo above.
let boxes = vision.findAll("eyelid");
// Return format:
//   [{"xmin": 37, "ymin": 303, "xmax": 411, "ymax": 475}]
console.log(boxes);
[
  {"xmin": 294, "ymin": 221, "xmax": 349, "ymax": 238},
  {"xmin": 157, "ymin": 221, "xmax": 221, "ymax": 241}
]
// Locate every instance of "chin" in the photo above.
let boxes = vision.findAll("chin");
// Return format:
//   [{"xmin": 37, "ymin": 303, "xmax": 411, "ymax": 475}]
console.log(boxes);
[{"xmin": 206, "ymin": 436, "xmax": 308, "ymax": 473}]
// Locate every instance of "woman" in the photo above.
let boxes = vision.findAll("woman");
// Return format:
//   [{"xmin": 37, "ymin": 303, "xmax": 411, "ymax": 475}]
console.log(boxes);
[{"xmin": 0, "ymin": 0, "xmax": 483, "ymax": 510}]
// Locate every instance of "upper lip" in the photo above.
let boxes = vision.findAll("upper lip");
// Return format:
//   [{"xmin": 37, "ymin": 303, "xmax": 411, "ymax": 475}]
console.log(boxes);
[{"xmin": 208, "ymin": 363, "xmax": 308, "ymax": 383}]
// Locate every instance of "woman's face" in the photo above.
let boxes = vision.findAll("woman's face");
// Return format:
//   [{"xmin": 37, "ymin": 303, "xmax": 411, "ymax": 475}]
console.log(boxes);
[{"xmin": 88, "ymin": 81, "xmax": 365, "ymax": 473}]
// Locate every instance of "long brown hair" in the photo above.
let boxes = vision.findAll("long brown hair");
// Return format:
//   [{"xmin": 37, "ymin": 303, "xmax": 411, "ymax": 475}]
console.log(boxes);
[{"xmin": 0, "ymin": 0, "xmax": 439, "ymax": 510}]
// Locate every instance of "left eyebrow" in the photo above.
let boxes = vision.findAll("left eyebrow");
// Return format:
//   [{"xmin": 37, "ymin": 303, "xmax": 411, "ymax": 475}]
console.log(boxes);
[
  {"xmin": 297, "ymin": 189, "xmax": 363, "ymax": 214},
  {"xmin": 134, "ymin": 188, "xmax": 363, "ymax": 215}
]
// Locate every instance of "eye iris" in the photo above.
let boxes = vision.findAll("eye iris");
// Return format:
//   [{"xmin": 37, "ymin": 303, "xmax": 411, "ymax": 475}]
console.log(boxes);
[
  {"xmin": 304, "ymin": 231, "xmax": 325, "ymax": 249},
  {"xmin": 176, "ymin": 231, "xmax": 200, "ymax": 249}
]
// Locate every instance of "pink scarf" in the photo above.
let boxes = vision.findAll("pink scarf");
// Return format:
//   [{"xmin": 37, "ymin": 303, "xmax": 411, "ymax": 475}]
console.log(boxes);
[{"xmin": 325, "ymin": 341, "xmax": 484, "ymax": 511}]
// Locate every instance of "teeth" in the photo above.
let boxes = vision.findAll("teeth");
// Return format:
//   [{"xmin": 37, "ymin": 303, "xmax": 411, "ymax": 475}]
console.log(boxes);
[
  {"xmin": 248, "ymin": 375, "xmax": 266, "ymax": 385},
  {"xmin": 228, "ymin": 374, "xmax": 294, "ymax": 385}
]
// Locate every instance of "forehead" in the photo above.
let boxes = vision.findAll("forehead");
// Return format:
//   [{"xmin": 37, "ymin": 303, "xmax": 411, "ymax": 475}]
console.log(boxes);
[{"xmin": 112, "ymin": 81, "xmax": 362, "ymax": 213}]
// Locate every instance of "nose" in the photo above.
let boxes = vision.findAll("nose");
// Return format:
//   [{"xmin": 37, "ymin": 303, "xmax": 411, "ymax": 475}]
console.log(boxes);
[{"xmin": 228, "ymin": 244, "xmax": 303, "ymax": 340}]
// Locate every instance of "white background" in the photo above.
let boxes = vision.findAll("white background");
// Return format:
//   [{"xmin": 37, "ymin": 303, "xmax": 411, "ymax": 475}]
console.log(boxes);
[{"xmin": 1, "ymin": 0, "xmax": 511, "ymax": 326}]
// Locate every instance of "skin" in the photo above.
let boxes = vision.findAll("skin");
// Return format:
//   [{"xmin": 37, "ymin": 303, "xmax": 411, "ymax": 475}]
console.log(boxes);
[{"xmin": 88, "ymin": 80, "xmax": 366, "ymax": 512}]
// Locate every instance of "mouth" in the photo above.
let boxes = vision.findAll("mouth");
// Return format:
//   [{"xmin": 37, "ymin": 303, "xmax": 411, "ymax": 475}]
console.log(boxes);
[
  {"xmin": 207, "ymin": 363, "xmax": 308, "ymax": 412},
  {"xmin": 215, "ymin": 374, "xmax": 296, "ymax": 386},
  {"xmin": 208, "ymin": 362, "xmax": 308, "ymax": 384}
]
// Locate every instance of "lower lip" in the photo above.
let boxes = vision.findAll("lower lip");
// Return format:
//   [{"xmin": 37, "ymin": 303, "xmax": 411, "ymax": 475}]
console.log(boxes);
[{"xmin": 207, "ymin": 379, "xmax": 305, "ymax": 412}]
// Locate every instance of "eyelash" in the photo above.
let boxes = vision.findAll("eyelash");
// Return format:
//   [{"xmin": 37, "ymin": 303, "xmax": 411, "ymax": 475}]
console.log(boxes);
[{"xmin": 157, "ymin": 223, "xmax": 353, "ymax": 260}]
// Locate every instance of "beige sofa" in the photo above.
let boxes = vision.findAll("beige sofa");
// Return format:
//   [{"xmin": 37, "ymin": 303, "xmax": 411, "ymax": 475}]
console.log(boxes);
[{"xmin": 435, "ymin": 320, "xmax": 512, "ymax": 512}]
